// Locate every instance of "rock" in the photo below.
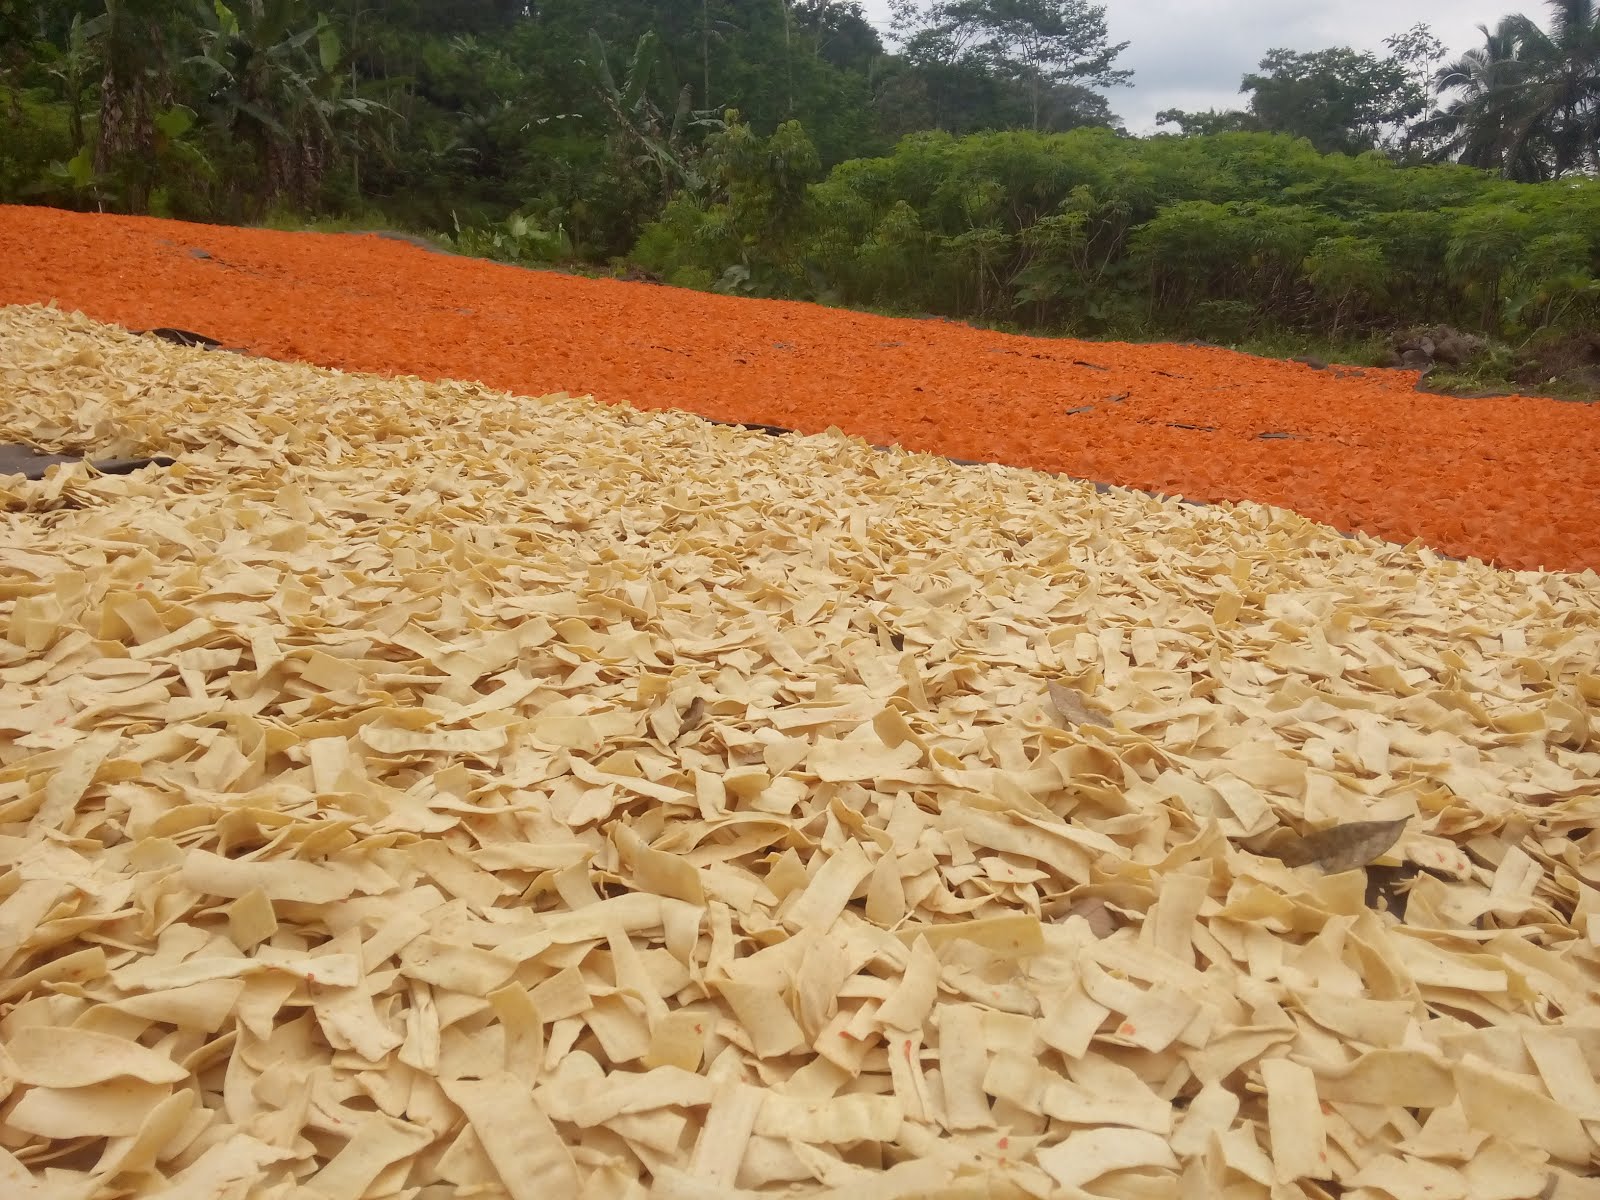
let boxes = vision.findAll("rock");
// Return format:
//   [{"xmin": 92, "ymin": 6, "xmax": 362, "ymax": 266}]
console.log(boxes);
[
  {"xmin": 1432, "ymin": 333, "xmax": 1486, "ymax": 367},
  {"xmin": 1400, "ymin": 348, "xmax": 1434, "ymax": 371},
  {"xmin": 1390, "ymin": 326, "xmax": 1485, "ymax": 368}
]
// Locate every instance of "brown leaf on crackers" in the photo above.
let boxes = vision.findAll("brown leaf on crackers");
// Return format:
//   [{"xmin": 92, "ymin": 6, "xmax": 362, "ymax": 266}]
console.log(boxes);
[
  {"xmin": 1271, "ymin": 817, "xmax": 1410, "ymax": 874},
  {"xmin": 1047, "ymin": 680, "xmax": 1113, "ymax": 728}
]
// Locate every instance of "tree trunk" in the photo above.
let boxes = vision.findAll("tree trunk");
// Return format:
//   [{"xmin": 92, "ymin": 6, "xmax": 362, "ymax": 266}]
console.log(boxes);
[
  {"xmin": 67, "ymin": 83, "xmax": 85, "ymax": 154},
  {"xmin": 95, "ymin": 62, "xmax": 142, "ymax": 172},
  {"xmin": 779, "ymin": 0, "xmax": 793, "ymax": 113},
  {"xmin": 350, "ymin": 6, "xmax": 361, "ymax": 201},
  {"xmin": 702, "ymin": 0, "xmax": 711, "ymax": 108},
  {"xmin": 94, "ymin": 15, "xmax": 167, "ymax": 208}
]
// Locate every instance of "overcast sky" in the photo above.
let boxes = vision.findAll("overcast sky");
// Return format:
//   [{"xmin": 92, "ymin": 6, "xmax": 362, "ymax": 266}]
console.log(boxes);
[{"xmin": 856, "ymin": 0, "xmax": 1519, "ymax": 132}]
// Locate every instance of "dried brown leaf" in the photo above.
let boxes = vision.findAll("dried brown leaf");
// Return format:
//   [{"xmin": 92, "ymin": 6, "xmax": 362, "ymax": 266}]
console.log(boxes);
[
  {"xmin": 677, "ymin": 696, "xmax": 707, "ymax": 739},
  {"xmin": 1272, "ymin": 818, "xmax": 1409, "ymax": 874},
  {"xmin": 1047, "ymin": 682, "xmax": 1112, "ymax": 729}
]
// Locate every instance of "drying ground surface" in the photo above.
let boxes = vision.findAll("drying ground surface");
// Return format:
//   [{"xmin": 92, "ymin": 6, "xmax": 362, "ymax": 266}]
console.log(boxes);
[
  {"xmin": 2, "ymin": 306, "xmax": 1600, "ymax": 1197},
  {"xmin": 4, "ymin": 205, "xmax": 1600, "ymax": 573}
]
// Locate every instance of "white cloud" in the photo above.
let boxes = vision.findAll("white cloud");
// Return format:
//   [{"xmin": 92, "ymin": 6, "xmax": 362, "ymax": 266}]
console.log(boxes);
[{"xmin": 856, "ymin": 0, "xmax": 1516, "ymax": 131}]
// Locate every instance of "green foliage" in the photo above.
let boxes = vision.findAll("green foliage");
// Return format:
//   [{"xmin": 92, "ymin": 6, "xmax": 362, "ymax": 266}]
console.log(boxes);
[
  {"xmin": 1154, "ymin": 108, "xmax": 1262, "ymax": 136},
  {"xmin": 1305, "ymin": 236, "xmax": 1386, "ymax": 335},
  {"xmin": 633, "ymin": 113, "xmax": 822, "ymax": 295},
  {"xmin": 1240, "ymin": 47, "xmax": 1426, "ymax": 155},
  {"xmin": 1159, "ymin": 24, "xmax": 1442, "ymax": 157},
  {"xmin": 448, "ymin": 212, "xmax": 573, "ymax": 265},
  {"xmin": 0, "ymin": 86, "xmax": 74, "ymax": 198},
  {"xmin": 635, "ymin": 123, "xmax": 1600, "ymax": 352},
  {"xmin": 887, "ymin": 0, "xmax": 1129, "ymax": 134},
  {"xmin": 186, "ymin": 0, "xmax": 386, "ymax": 212}
]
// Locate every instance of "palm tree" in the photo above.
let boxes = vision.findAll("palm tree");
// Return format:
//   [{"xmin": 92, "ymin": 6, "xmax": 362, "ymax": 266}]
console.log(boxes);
[
  {"xmin": 1426, "ymin": 18, "xmax": 1549, "ymax": 180},
  {"xmin": 1428, "ymin": 1, "xmax": 1600, "ymax": 180},
  {"xmin": 1503, "ymin": 0, "xmax": 1600, "ymax": 175}
]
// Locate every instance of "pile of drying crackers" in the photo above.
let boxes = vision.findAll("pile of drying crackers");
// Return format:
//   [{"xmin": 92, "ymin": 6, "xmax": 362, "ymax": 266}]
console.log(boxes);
[{"xmin": 3, "ymin": 304, "xmax": 1600, "ymax": 1199}]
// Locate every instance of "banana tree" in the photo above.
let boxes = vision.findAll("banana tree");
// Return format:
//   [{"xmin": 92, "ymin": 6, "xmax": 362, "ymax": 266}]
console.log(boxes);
[
  {"xmin": 92, "ymin": 0, "xmax": 185, "ymax": 200},
  {"xmin": 186, "ymin": 0, "xmax": 384, "ymax": 208},
  {"xmin": 48, "ymin": 12, "xmax": 99, "ymax": 153},
  {"xmin": 582, "ymin": 30, "xmax": 723, "ymax": 200}
]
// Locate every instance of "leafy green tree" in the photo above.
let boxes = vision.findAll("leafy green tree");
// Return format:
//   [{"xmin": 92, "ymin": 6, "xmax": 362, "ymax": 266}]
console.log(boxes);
[
  {"xmin": 977, "ymin": 0, "xmax": 1130, "ymax": 129},
  {"xmin": 888, "ymin": 0, "xmax": 1128, "ymax": 131},
  {"xmin": 1239, "ymin": 44, "xmax": 1429, "ymax": 155},
  {"xmin": 1382, "ymin": 23, "xmax": 1447, "ymax": 157},
  {"xmin": 795, "ymin": 0, "xmax": 883, "ymax": 75},
  {"xmin": 632, "ymin": 111, "xmax": 821, "ymax": 292},
  {"xmin": 706, "ymin": 111, "xmax": 821, "ymax": 255},
  {"xmin": 1446, "ymin": 204, "xmax": 1534, "ymax": 328},
  {"xmin": 1156, "ymin": 27, "xmax": 1438, "ymax": 157},
  {"xmin": 1154, "ymin": 108, "xmax": 1261, "ymax": 136},
  {"xmin": 1304, "ymin": 235, "xmax": 1386, "ymax": 336},
  {"xmin": 1, "ymin": 0, "xmax": 43, "ymax": 79},
  {"xmin": 186, "ymin": 0, "xmax": 383, "ymax": 210}
]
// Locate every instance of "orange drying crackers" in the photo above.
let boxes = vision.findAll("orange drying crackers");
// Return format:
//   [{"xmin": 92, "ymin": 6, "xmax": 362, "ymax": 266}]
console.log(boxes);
[{"xmin": 3, "ymin": 205, "xmax": 1599, "ymax": 571}]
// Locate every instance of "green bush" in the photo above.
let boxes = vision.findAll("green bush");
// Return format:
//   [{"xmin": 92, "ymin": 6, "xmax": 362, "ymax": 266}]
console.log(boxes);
[
  {"xmin": 0, "ymin": 87, "xmax": 74, "ymax": 203},
  {"xmin": 631, "ymin": 124, "xmax": 1600, "ymax": 347},
  {"xmin": 666, "ymin": 265, "xmax": 714, "ymax": 291},
  {"xmin": 448, "ymin": 213, "xmax": 574, "ymax": 265}
]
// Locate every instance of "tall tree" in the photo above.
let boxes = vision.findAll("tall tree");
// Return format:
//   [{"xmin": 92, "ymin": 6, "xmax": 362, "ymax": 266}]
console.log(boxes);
[
  {"xmin": 1239, "ymin": 44, "xmax": 1430, "ymax": 156},
  {"xmin": 1383, "ymin": 22, "xmax": 1447, "ymax": 157},
  {"xmin": 1425, "ymin": 19, "xmax": 1548, "ymax": 179},
  {"xmin": 1502, "ymin": 0, "xmax": 1600, "ymax": 175},
  {"xmin": 1429, "ymin": 2, "xmax": 1600, "ymax": 180},
  {"xmin": 888, "ymin": 0, "xmax": 1128, "ymax": 131},
  {"xmin": 93, "ymin": 0, "xmax": 180, "ymax": 192},
  {"xmin": 978, "ymin": 0, "xmax": 1130, "ymax": 129},
  {"xmin": 795, "ymin": 0, "xmax": 882, "ymax": 74},
  {"xmin": 1154, "ymin": 108, "xmax": 1262, "ymax": 136}
]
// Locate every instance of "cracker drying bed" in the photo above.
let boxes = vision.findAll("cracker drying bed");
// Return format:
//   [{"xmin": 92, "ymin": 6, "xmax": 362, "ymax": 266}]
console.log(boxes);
[{"xmin": 3, "ymin": 304, "xmax": 1600, "ymax": 1199}]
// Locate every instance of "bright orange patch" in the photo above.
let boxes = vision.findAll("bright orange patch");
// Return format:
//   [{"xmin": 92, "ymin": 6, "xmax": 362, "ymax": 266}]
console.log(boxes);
[{"xmin": 5, "ymin": 205, "xmax": 1598, "ymax": 572}]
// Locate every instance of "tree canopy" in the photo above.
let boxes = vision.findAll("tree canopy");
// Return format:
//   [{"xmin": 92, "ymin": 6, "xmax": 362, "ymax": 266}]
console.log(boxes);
[
  {"xmin": 887, "ymin": 0, "xmax": 1130, "ymax": 132},
  {"xmin": 1157, "ymin": 26, "xmax": 1443, "ymax": 158}
]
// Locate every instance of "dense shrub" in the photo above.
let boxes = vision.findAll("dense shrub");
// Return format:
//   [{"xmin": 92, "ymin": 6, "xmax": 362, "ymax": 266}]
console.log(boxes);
[{"xmin": 635, "ymin": 127, "xmax": 1600, "ymax": 343}]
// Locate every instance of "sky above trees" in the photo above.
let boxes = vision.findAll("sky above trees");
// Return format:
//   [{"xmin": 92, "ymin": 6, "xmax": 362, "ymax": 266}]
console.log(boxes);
[{"xmin": 861, "ymin": 0, "xmax": 1515, "ymax": 128}]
